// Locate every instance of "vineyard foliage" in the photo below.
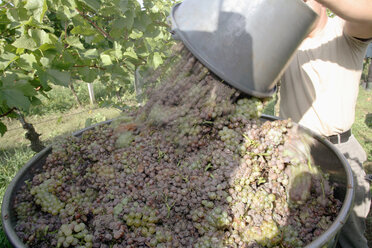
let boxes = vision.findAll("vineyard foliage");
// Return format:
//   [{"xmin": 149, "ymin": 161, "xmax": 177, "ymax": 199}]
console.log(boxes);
[{"xmin": 0, "ymin": 0, "xmax": 177, "ymax": 135}]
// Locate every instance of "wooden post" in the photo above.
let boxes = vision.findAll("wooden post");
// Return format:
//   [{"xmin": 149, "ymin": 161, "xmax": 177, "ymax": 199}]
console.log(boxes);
[{"xmin": 87, "ymin": 83, "xmax": 95, "ymax": 105}]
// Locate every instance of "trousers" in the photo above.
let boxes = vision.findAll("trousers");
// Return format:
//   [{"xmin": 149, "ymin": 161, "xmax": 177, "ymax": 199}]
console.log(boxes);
[{"xmin": 335, "ymin": 135, "xmax": 371, "ymax": 248}]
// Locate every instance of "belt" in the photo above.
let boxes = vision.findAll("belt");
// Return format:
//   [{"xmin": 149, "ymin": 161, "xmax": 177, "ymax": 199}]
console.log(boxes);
[{"xmin": 326, "ymin": 129, "xmax": 351, "ymax": 144}]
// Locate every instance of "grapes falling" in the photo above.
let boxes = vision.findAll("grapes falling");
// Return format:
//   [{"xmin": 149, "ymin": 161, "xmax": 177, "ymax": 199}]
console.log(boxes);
[{"xmin": 13, "ymin": 44, "xmax": 342, "ymax": 248}]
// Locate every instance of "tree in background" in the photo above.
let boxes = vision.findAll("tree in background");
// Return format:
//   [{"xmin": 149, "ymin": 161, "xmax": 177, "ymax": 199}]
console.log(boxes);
[{"xmin": 0, "ymin": 0, "xmax": 177, "ymax": 151}]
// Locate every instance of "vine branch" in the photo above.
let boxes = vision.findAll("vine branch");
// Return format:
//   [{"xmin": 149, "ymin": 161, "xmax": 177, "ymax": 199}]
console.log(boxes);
[
  {"xmin": 73, "ymin": 64, "xmax": 106, "ymax": 70},
  {"xmin": 76, "ymin": 8, "xmax": 114, "ymax": 41},
  {"xmin": 0, "ymin": 108, "xmax": 15, "ymax": 118}
]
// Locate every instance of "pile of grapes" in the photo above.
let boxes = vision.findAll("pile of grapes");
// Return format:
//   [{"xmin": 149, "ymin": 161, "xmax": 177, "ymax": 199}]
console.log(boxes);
[{"xmin": 13, "ymin": 46, "xmax": 342, "ymax": 248}]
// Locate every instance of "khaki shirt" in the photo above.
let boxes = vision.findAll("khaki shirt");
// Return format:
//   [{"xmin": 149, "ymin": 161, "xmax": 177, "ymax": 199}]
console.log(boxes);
[{"xmin": 279, "ymin": 17, "xmax": 370, "ymax": 137}]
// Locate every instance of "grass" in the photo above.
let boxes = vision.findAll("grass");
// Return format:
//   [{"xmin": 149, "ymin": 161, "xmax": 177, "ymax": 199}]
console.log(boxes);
[
  {"xmin": 353, "ymin": 85, "xmax": 372, "ymax": 167},
  {"xmin": 0, "ymin": 85, "xmax": 371, "ymax": 247},
  {"xmin": 1, "ymin": 106, "xmax": 122, "ymax": 151},
  {"xmin": 0, "ymin": 147, "xmax": 33, "ymax": 248}
]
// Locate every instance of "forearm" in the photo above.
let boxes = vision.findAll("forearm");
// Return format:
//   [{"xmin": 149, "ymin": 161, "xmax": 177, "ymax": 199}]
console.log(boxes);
[
  {"xmin": 316, "ymin": 0, "xmax": 372, "ymax": 23},
  {"xmin": 316, "ymin": 0, "xmax": 372, "ymax": 38}
]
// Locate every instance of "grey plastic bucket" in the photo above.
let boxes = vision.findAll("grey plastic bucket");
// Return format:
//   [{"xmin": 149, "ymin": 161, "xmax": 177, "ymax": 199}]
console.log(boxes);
[
  {"xmin": 1, "ymin": 116, "xmax": 354, "ymax": 247},
  {"xmin": 170, "ymin": 0, "xmax": 318, "ymax": 98}
]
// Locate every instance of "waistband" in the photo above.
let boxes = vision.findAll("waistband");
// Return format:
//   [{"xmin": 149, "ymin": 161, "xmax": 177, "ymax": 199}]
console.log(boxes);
[{"xmin": 325, "ymin": 129, "xmax": 351, "ymax": 144}]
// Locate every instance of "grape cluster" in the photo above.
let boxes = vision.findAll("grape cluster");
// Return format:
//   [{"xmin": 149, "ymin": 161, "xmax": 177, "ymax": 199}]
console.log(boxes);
[
  {"xmin": 12, "ymin": 46, "xmax": 342, "ymax": 248},
  {"xmin": 57, "ymin": 221, "xmax": 93, "ymax": 248},
  {"xmin": 30, "ymin": 179, "xmax": 65, "ymax": 216}
]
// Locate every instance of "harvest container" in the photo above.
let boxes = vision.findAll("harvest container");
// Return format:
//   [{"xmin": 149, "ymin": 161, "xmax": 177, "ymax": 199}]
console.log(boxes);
[
  {"xmin": 1, "ymin": 116, "xmax": 354, "ymax": 248},
  {"xmin": 170, "ymin": 0, "xmax": 318, "ymax": 98}
]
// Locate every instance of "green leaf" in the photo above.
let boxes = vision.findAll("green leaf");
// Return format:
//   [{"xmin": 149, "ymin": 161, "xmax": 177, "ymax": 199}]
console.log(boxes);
[
  {"xmin": 123, "ymin": 10, "xmax": 135, "ymax": 30},
  {"xmin": 78, "ymin": 67, "xmax": 97, "ymax": 82},
  {"xmin": 35, "ymin": 69, "xmax": 48, "ymax": 88},
  {"xmin": 112, "ymin": 42, "xmax": 123, "ymax": 60},
  {"xmin": 25, "ymin": 0, "xmax": 48, "ymax": 22},
  {"xmin": 47, "ymin": 69, "xmax": 70, "ymax": 86},
  {"xmin": 124, "ymin": 60, "xmax": 135, "ymax": 71},
  {"xmin": 14, "ymin": 80, "xmax": 37, "ymax": 97},
  {"xmin": 0, "ymin": 52, "xmax": 19, "ymax": 70},
  {"xmin": 52, "ymin": 50, "xmax": 75, "ymax": 70},
  {"xmin": 100, "ymin": 54, "xmax": 112, "ymax": 66},
  {"xmin": 12, "ymin": 36, "xmax": 38, "ymax": 51},
  {"xmin": 109, "ymin": 18, "xmax": 126, "ymax": 40},
  {"xmin": 144, "ymin": 25, "xmax": 161, "ymax": 38},
  {"xmin": 150, "ymin": 52, "xmax": 163, "ymax": 69},
  {"xmin": 2, "ymin": 88, "xmax": 31, "ymax": 111},
  {"xmin": 0, "ymin": 121, "xmax": 7, "ymax": 136},
  {"xmin": 150, "ymin": 4, "xmax": 160, "ymax": 14},
  {"xmin": 17, "ymin": 54, "xmax": 37, "ymax": 71},
  {"xmin": 134, "ymin": 12, "xmax": 152, "ymax": 32},
  {"xmin": 59, "ymin": 5, "xmax": 78, "ymax": 19},
  {"xmin": 30, "ymin": 96, "xmax": 42, "ymax": 105},
  {"xmin": 1, "ymin": 73, "xmax": 18, "ymax": 87},
  {"xmin": 23, "ymin": 16, "xmax": 53, "ymax": 31},
  {"xmin": 25, "ymin": 0, "xmax": 43, "ymax": 10},
  {"xmin": 39, "ymin": 43, "xmax": 56, "ymax": 51},
  {"xmin": 71, "ymin": 25, "xmax": 96, "ymax": 36},
  {"xmin": 118, "ymin": 0, "xmax": 129, "ymax": 13},
  {"xmin": 66, "ymin": 36, "xmax": 84, "ymax": 49},
  {"xmin": 124, "ymin": 47, "xmax": 138, "ymax": 60},
  {"xmin": 80, "ymin": 0, "xmax": 101, "ymax": 12},
  {"xmin": 81, "ymin": 49, "xmax": 98, "ymax": 59},
  {"xmin": 40, "ymin": 57, "xmax": 50, "ymax": 67},
  {"xmin": 129, "ymin": 29, "xmax": 143, "ymax": 39},
  {"xmin": 30, "ymin": 29, "xmax": 51, "ymax": 46},
  {"xmin": 7, "ymin": 7, "xmax": 29, "ymax": 23}
]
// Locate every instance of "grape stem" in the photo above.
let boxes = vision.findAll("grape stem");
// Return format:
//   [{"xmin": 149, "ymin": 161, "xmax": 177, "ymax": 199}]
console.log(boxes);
[{"xmin": 163, "ymin": 195, "xmax": 176, "ymax": 218}]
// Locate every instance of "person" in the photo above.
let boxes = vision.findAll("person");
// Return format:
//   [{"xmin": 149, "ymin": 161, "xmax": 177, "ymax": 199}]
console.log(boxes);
[{"xmin": 278, "ymin": 0, "xmax": 372, "ymax": 247}]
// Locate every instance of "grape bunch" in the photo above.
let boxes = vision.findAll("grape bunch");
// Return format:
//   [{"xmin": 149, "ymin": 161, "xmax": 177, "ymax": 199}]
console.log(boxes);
[
  {"xmin": 57, "ymin": 221, "xmax": 93, "ymax": 248},
  {"xmin": 12, "ymin": 45, "xmax": 342, "ymax": 248}
]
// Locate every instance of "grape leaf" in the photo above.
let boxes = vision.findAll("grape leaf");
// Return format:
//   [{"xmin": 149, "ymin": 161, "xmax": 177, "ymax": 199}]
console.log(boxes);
[
  {"xmin": 14, "ymin": 80, "xmax": 37, "ymax": 97},
  {"xmin": 124, "ymin": 47, "xmax": 138, "ymax": 60},
  {"xmin": 30, "ymin": 29, "xmax": 52, "ymax": 47},
  {"xmin": 80, "ymin": 49, "xmax": 99, "ymax": 59},
  {"xmin": 123, "ymin": 10, "xmax": 135, "ymax": 30},
  {"xmin": 2, "ymin": 88, "xmax": 31, "ymax": 111},
  {"xmin": 40, "ymin": 57, "xmax": 51, "ymax": 67},
  {"xmin": 46, "ymin": 69, "xmax": 71, "ymax": 87},
  {"xmin": 100, "ymin": 54, "xmax": 112, "ymax": 66},
  {"xmin": 30, "ymin": 96, "xmax": 42, "ymax": 105},
  {"xmin": 66, "ymin": 36, "xmax": 85, "ymax": 50},
  {"xmin": 80, "ymin": 0, "xmax": 101, "ymax": 12},
  {"xmin": 12, "ymin": 36, "xmax": 38, "ymax": 51},
  {"xmin": 7, "ymin": 7, "xmax": 29, "ymax": 22},
  {"xmin": 17, "ymin": 54, "xmax": 37, "ymax": 71},
  {"xmin": 0, "ymin": 52, "xmax": 19, "ymax": 70},
  {"xmin": 0, "ymin": 121, "xmax": 7, "ymax": 137},
  {"xmin": 149, "ymin": 52, "xmax": 163, "ymax": 69},
  {"xmin": 71, "ymin": 25, "xmax": 97, "ymax": 36},
  {"xmin": 119, "ymin": 0, "xmax": 129, "ymax": 13},
  {"xmin": 25, "ymin": 0, "xmax": 48, "ymax": 22},
  {"xmin": 78, "ymin": 67, "xmax": 97, "ymax": 83}
]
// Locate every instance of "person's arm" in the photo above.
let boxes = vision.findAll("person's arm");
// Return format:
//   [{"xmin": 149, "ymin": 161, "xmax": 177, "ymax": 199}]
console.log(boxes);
[{"xmin": 316, "ymin": 0, "xmax": 372, "ymax": 39}]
